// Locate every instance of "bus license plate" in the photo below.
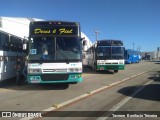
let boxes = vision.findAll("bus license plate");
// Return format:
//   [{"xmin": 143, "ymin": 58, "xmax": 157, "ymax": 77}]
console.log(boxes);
[{"xmin": 100, "ymin": 67, "xmax": 104, "ymax": 70}]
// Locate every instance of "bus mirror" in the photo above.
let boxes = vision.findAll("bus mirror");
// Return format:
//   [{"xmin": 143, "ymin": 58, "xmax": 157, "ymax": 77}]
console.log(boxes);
[
  {"xmin": 95, "ymin": 43, "xmax": 97, "ymax": 48},
  {"xmin": 81, "ymin": 37, "xmax": 85, "ymax": 41},
  {"xmin": 23, "ymin": 39, "xmax": 28, "ymax": 50},
  {"xmin": 23, "ymin": 44, "xmax": 27, "ymax": 50},
  {"xmin": 83, "ymin": 40, "xmax": 86, "ymax": 46}
]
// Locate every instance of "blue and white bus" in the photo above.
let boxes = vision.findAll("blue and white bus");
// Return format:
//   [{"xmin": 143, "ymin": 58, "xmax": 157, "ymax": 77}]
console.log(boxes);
[
  {"xmin": 24, "ymin": 21, "xmax": 83, "ymax": 84},
  {"xmin": 125, "ymin": 49, "xmax": 142, "ymax": 64}
]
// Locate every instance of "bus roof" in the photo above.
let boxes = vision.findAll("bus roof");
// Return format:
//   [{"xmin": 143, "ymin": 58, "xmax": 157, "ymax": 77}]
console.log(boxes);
[
  {"xmin": 0, "ymin": 30, "xmax": 24, "ymax": 40},
  {"xmin": 30, "ymin": 21, "xmax": 80, "ymax": 26},
  {"xmin": 97, "ymin": 39, "xmax": 123, "ymax": 42},
  {"xmin": 96, "ymin": 39, "xmax": 123, "ymax": 46}
]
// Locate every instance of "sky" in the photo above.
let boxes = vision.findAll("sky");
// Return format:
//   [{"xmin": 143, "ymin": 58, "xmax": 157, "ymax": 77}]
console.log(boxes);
[{"xmin": 0, "ymin": 0, "xmax": 160, "ymax": 52}]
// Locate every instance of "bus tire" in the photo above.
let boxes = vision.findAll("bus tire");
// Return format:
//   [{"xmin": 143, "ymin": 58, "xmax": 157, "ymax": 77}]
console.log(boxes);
[{"xmin": 114, "ymin": 70, "xmax": 118, "ymax": 73}]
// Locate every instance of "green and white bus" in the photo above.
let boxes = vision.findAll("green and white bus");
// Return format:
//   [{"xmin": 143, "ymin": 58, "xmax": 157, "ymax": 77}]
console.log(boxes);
[
  {"xmin": 86, "ymin": 40, "xmax": 125, "ymax": 73},
  {"xmin": 24, "ymin": 21, "xmax": 82, "ymax": 84}
]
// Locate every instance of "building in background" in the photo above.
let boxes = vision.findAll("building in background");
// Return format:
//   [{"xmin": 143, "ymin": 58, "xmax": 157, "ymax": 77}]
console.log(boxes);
[{"xmin": 142, "ymin": 51, "xmax": 160, "ymax": 61}]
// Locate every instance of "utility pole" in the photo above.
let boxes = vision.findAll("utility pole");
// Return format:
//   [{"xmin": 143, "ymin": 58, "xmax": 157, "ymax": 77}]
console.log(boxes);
[
  {"xmin": 94, "ymin": 29, "xmax": 100, "ymax": 41},
  {"xmin": 139, "ymin": 45, "xmax": 141, "ymax": 51}
]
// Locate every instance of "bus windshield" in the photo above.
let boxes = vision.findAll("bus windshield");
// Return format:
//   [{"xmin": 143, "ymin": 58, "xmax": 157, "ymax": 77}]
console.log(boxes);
[
  {"xmin": 97, "ymin": 46, "xmax": 124, "ymax": 60},
  {"xmin": 29, "ymin": 37, "xmax": 81, "ymax": 62}
]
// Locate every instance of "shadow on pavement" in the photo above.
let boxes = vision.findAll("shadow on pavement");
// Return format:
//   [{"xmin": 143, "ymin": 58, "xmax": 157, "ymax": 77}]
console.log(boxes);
[
  {"xmin": 0, "ymin": 78, "xmax": 70, "ymax": 91},
  {"xmin": 83, "ymin": 66, "xmax": 114, "ymax": 75},
  {"xmin": 118, "ymin": 72, "xmax": 160, "ymax": 101}
]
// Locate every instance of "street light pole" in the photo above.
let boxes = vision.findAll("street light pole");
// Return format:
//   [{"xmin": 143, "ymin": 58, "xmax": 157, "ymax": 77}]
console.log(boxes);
[{"xmin": 95, "ymin": 30, "xmax": 100, "ymax": 41}]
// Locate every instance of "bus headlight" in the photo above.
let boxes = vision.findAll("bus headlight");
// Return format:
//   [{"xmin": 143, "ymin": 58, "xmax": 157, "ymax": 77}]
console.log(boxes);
[
  {"xmin": 68, "ymin": 68, "xmax": 82, "ymax": 72},
  {"xmin": 28, "ymin": 69, "xmax": 42, "ymax": 74},
  {"xmin": 119, "ymin": 61, "xmax": 124, "ymax": 64},
  {"xmin": 75, "ymin": 68, "xmax": 82, "ymax": 72},
  {"xmin": 98, "ymin": 62, "xmax": 104, "ymax": 65}
]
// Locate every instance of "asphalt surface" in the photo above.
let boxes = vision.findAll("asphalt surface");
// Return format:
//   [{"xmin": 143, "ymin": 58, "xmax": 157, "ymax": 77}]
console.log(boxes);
[{"xmin": 0, "ymin": 61, "xmax": 159, "ymax": 120}]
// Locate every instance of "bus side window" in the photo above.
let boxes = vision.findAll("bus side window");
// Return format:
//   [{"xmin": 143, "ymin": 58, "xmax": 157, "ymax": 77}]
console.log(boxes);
[
  {"xmin": 10, "ymin": 36, "xmax": 23, "ymax": 52},
  {"xmin": 1, "ymin": 33, "xmax": 10, "ymax": 51}
]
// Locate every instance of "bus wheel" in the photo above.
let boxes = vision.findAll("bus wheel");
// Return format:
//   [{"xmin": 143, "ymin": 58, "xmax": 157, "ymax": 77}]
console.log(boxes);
[{"xmin": 114, "ymin": 70, "xmax": 118, "ymax": 73}]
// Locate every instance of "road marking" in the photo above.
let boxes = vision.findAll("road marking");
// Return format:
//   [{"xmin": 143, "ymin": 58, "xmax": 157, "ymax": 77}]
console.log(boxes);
[
  {"xmin": 87, "ymin": 86, "xmax": 110, "ymax": 95},
  {"xmin": 96, "ymin": 80, "xmax": 153, "ymax": 120},
  {"xmin": 52, "ymin": 93, "xmax": 89, "ymax": 109}
]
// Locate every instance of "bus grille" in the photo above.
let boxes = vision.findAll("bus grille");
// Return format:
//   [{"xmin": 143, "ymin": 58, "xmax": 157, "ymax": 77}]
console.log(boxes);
[
  {"xmin": 105, "ymin": 65, "xmax": 124, "ymax": 70},
  {"xmin": 41, "ymin": 74, "xmax": 69, "ymax": 81},
  {"xmin": 42, "ymin": 69, "xmax": 67, "ymax": 73},
  {"xmin": 105, "ymin": 63, "xmax": 118, "ymax": 64},
  {"xmin": 107, "ymin": 66, "xmax": 120, "ymax": 69}
]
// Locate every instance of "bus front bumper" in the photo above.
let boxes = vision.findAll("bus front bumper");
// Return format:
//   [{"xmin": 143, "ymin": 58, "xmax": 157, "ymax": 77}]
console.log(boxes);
[
  {"xmin": 97, "ymin": 64, "xmax": 125, "ymax": 70},
  {"xmin": 27, "ymin": 73, "xmax": 82, "ymax": 84}
]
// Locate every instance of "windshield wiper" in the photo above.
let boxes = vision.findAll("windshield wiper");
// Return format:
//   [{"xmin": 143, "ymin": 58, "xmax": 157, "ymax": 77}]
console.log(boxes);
[
  {"xmin": 112, "ymin": 55, "xmax": 124, "ymax": 59},
  {"xmin": 56, "ymin": 49, "xmax": 70, "ymax": 64}
]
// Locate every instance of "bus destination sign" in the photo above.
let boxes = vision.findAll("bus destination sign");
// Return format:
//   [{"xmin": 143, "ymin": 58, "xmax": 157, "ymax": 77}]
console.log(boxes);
[{"xmin": 30, "ymin": 27, "xmax": 78, "ymax": 36}]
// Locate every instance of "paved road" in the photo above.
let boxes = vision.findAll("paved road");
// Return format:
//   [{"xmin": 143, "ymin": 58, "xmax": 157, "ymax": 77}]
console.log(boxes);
[
  {"xmin": 39, "ymin": 63, "xmax": 160, "ymax": 120},
  {"xmin": 0, "ymin": 61, "xmax": 159, "ymax": 120}
]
